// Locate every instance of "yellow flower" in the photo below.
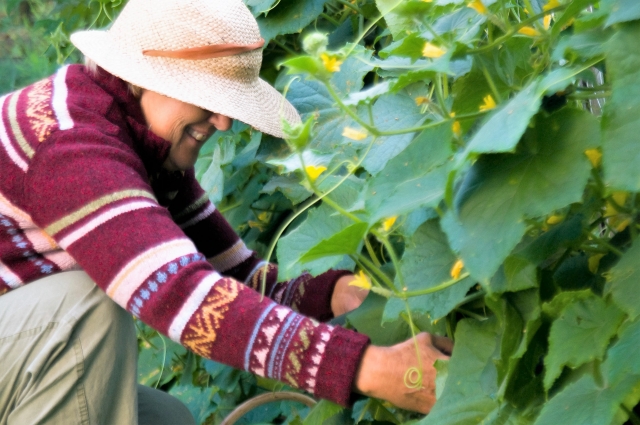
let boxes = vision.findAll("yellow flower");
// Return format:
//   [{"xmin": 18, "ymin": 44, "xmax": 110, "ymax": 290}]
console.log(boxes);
[
  {"xmin": 543, "ymin": 0, "xmax": 560, "ymax": 28},
  {"xmin": 588, "ymin": 254, "xmax": 605, "ymax": 274},
  {"xmin": 518, "ymin": 26, "xmax": 541, "ymax": 37},
  {"xmin": 422, "ymin": 42, "xmax": 446, "ymax": 58},
  {"xmin": 585, "ymin": 148, "xmax": 602, "ymax": 168},
  {"xmin": 467, "ymin": 0, "xmax": 487, "ymax": 14},
  {"xmin": 450, "ymin": 112, "xmax": 461, "ymax": 136},
  {"xmin": 320, "ymin": 53, "xmax": 343, "ymax": 73},
  {"xmin": 479, "ymin": 94, "xmax": 497, "ymax": 112},
  {"xmin": 382, "ymin": 216, "xmax": 397, "ymax": 232},
  {"xmin": 450, "ymin": 259, "xmax": 464, "ymax": 279},
  {"xmin": 415, "ymin": 96, "xmax": 430, "ymax": 106},
  {"xmin": 544, "ymin": 0, "xmax": 561, "ymax": 10},
  {"xmin": 349, "ymin": 270, "xmax": 372, "ymax": 290},
  {"xmin": 604, "ymin": 191, "xmax": 628, "ymax": 217},
  {"xmin": 342, "ymin": 127, "xmax": 368, "ymax": 141},
  {"xmin": 305, "ymin": 165, "xmax": 327, "ymax": 182},
  {"xmin": 546, "ymin": 214, "xmax": 563, "ymax": 225}
]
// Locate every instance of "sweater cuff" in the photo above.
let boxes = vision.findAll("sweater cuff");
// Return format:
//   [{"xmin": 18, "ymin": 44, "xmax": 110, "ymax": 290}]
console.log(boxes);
[
  {"xmin": 314, "ymin": 326, "xmax": 370, "ymax": 407},
  {"xmin": 293, "ymin": 269, "xmax": 353, "ymax": 322}
]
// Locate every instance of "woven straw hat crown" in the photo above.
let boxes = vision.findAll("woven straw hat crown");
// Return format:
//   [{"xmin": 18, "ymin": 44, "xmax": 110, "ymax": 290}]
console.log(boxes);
[{"xmin": 70, "ymin": 0, "xmax": 301, "ymax": 137}]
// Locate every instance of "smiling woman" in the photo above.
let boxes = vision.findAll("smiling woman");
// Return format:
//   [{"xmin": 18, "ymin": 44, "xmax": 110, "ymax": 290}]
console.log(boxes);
[
  {"xmin": 138, "ymin": 90, "xmax": 233, "ymax": 171},
  {"xmin": 0, "ymin": 0, "xmax": 451, "ymax": 423}
]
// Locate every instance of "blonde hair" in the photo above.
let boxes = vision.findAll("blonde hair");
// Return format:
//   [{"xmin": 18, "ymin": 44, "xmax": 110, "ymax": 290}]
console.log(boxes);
[{"xmin": 84, "ymin": 57, "xmax": 143, "ymax": 97}]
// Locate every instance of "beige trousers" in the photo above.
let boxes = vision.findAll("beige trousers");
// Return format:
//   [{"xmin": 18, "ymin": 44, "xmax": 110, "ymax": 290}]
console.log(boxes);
[{"xmin": 0, "ymin": 271, "xmax": 196, "ymax": 425}]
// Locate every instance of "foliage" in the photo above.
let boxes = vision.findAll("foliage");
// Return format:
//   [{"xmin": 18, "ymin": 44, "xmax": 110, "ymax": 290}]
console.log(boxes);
[{"xmin": 7, "ymin": 0, "xmax": 640, "ymax": 423}]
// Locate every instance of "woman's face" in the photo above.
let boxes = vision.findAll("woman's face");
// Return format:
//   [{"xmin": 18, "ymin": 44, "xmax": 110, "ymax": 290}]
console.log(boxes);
[{"xmin": 139, "ymin": 90, "xmax": 233, "ymax": 171}]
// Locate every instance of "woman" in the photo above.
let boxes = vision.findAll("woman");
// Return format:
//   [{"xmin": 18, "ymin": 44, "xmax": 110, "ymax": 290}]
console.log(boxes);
[{"xmin": 0, "ymin": 0, "xmax": 451, "ymax": 423}]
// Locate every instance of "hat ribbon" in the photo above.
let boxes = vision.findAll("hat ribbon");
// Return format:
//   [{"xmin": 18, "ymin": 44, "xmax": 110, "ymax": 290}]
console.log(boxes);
[{"xmin": 142, "ymin": 39, "xmax": 265, "ymax": 60}]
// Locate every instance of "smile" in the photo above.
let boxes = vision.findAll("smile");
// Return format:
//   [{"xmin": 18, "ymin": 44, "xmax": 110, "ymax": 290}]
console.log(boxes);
[{"xmin": 187, "ymin": 127, "xmax": 208, "ymax": 142}]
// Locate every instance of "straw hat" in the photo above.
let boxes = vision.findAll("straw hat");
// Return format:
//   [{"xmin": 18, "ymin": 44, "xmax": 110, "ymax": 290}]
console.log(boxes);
[{"xmin": 70, "ymin": 0, "xmax": 301, "ymax": 138}]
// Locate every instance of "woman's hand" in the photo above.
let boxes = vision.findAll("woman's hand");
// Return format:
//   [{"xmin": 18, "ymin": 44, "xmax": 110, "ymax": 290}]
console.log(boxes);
[
  {"xmin": 330, "ymin": 275, "xmax": 369, "ymax": 316},
  {"xmin": 354, "ymin": 333, "xmax": 453, "ymax": 414}
]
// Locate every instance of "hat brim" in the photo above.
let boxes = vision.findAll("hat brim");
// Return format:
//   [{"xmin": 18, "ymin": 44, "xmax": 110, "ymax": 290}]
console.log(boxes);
[{"xmin": 71, "ymin": 30, "xmax": 301, "ymax": 138}]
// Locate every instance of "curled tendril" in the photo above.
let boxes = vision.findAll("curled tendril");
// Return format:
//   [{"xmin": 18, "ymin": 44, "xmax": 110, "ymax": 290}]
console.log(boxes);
[{"xmin": 403, "ymin": 367, "xmax": 423, "ymax": 389}]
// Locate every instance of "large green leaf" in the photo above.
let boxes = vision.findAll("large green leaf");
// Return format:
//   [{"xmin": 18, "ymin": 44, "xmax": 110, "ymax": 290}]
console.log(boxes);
[
  {"xmin": 443, "ymin": 109, "xmax": 598, "ymax": 283},
  {"xmin": 420, "ymin": 318, "xmax": 509, "ymax": 425},
  {"xmin": 365, "ymin": 124, "xmax": 452, "ymax": 223},
  {"xmin": 461, "ymin": 66, "xmax": 592, "ymax": 160},
  {"xmin": 604, "ymin": 318, "xmax": 640, "ymax": 386},
  {"xmin": 462, "ymin": 79, "xmax": 542, "ymax": 156},
  {"xmin": 300, "ymin": 222, "xmax": 368, "ymax": 262},
  {"xmin": 256, "ymin": 0, "xmax": 327, "ymax": 42},
  {"xmin": 361, "ymin": 92, "xmax": 428, "ymax": 175},
  {"xmin": 604, "ymin": 238, "xmax": 640, "ymax": 320},
  {"xmin": 383, "ymin": 220, "xmax": 475, "ymax": 322},
  {"xmin": 605, "ymin": 0, "xmax": 640, "ymax": 26},
  {"xmin": 543, "ymin": 292, "xmax": 624, "ymax": 390},
  {"xmin": 533, "ymin": 374, "xmax": 640, "ymax": 425},
  {"xmin": 276, "ymin": 204, "xmax": 355, "ymax": 280},
  {"xmin": 602, "ymin": 21, "xmax": 640, "ymax": 191}
]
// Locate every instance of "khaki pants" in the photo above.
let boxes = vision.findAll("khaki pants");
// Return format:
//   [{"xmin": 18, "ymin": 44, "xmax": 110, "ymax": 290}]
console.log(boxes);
[{"xmin": 0, "ymin": 271, "xmax": 196, "ymax": 425}]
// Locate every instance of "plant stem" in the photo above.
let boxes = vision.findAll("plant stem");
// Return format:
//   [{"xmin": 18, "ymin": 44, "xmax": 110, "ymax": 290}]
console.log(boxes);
[
  {"xmin": 357, "ymin": 254, "xmax": 397, "ymax": 290},
  {"xmin": 271, "ymin": 38, "xmax": 297, "ymax": 56},
  {"xmin": 401, "ymin": 272, "xmax": 470, "ymax": 298},
  {"xmin": 324, "ymin": 81, "xmax": 379, "ymax": 135},
  {"xmin": 364, "ymin": 237, "xmax": 382, "ymax": 268},
  {"xmin": 467, "ymin": 5, "xmax": 567, "ymax": 55},
  {"xmin": 334, "ymin": 0, "xmax": 362, "ymax": 14}
]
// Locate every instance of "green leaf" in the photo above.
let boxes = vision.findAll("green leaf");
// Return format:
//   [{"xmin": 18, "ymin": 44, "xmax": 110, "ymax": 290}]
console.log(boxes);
[
  {"xmin": 268, "ymin": 150, "xmax": 335, "ymax": 173},
  {"xmin": 261, "ymin": 175, "xmax": 312, "ymax": 204},
  {"xmin": 200, "ymin": 144, "xmax": 224, "ymax": 204},
  {"xmin": 604, "ymin": 238, "xmax": 640, "ymax": 320},
  {"xmin": 443, "ymin": 109, "xmax": 598, "ymax": 283},
  {"xmin": 303, "ymin": 400, "xmax": 343, "ymax": 425},
  {"xmin": 488, "ymin": 256, "xmax": 538, "ymax": 295},
  {"xmin": 605, "ymin": 0, "xmax": 640, "ymax": 26},
  {"xmin": 362, "ymin": 91, "xmax": 428, "ymax": 175},
  {"xmin": 533, "ymin": 374, "xmax": 640, "ymax": 425},
  {"xmin": 169, "ymin": 385, "xmax": 217, "ymax": 424},
  {"xmin": 137, "ymin": 331, "xmax": 187, "ymax": 387},
  {"xmin": 347, "ymin": 293, "xmax": 414, "ymax": 345},
  {"xmin": 276, "ymin": 204, "xmax": 355, "ymax": 280},
  {"xmin": 515, "ymin": 214, "xmax": 585, "ymax": 265},
  {"xmin": 550, "ymin": 0, "xmax": 596, "ymax": 37},
  {"xmin": 245, "ymin": 0, "xmax": 280, "ymax": 17},
  {"xmin": 365, "ymin": 124, "xmax": 452, "ymax": 223},
  {"xmin": 256, "ymin": 0, "xmax": 327, "ymax": 42},
  {"xmin": 344, "ymin": 81, "xmax": 391, "ymax": 106},
  {"xmin": 376, "ymin": 0, "xmax": 423, "ymax": 39},
  {"xmin": 604, "ymin": 317, "xmax": 640, "ymax": 386},
  {"xmin": 420, "ymin": 318, "xmax": 501, "ymax": 425},
  {"xmin": 384, "ymin": 220, "xmax": 475, "ymax": 321},
  {"xmin": 281, "ymin": 56, "xmax": 327, "ymax": 80},
  {"xmin": 300, "ymin": 222, "xmax": 368, "ymax": 262},
  {"xmin": 543, "ymin": 293, "xmax": 624, "ymax": 390},
  {"xmin": 602, "ymin": 21, "xmax": 640, "ymax": 191},
  {"xmin": 351, "ymin": 398, "xmax": 400, "ymax": 424},
  {"xmin": 552, "ymin": 29, "xmax": 614, "ymax": 63},
  {"xmin": 462, "ymin": 79, "xmax": 542, "ymax": 157}
]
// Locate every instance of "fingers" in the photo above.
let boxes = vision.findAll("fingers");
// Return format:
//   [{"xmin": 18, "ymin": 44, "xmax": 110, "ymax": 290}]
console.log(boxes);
[{"xmin": 431, "ymin": 334, "xmax": 454, "ymax": 355}]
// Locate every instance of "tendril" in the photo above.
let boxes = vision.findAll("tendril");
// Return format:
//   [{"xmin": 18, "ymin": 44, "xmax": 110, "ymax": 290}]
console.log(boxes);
[{"xmin": 403, "ymin": 367, "xmax": 423, "ymax": 389}]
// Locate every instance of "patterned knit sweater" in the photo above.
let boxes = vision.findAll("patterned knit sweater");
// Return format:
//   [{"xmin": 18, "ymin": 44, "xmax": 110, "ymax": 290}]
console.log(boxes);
[{"xmin": 0, "ymin": 64, "xmax": 369, "ymax": 406}]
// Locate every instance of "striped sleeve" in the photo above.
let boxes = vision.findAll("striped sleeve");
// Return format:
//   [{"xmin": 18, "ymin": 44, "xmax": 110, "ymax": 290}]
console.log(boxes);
[
  {"xmin": 168, "ymin": 170, "xmax": 350, "ymax": 321},
  {"xmin": 23, "ymin": 128, "xmax": 369, "ymax": 406}
]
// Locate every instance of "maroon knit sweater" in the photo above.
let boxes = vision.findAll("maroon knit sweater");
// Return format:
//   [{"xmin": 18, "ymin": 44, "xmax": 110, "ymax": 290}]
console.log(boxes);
[{"xmin": 0, "ymin": 65, "xmax": 369, "ymax": 405}]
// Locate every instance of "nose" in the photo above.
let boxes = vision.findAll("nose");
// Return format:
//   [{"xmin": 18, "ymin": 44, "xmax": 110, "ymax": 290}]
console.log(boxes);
[{"xmin": 208, "ymin": 112, "xmax": 233, "ymax": 131}]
